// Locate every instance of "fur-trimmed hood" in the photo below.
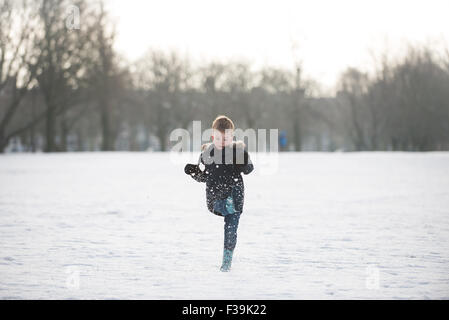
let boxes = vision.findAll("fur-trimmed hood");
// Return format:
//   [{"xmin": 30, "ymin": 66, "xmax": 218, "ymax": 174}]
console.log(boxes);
[{"xmin": 201, "ymin": 140, "xmax": 246, "ymax": 151}]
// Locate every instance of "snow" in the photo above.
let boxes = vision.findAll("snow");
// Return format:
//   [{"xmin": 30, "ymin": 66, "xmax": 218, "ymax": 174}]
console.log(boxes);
[{"xmin": 0, "ymin": 151, "xmax": 448, "ymax": 299}]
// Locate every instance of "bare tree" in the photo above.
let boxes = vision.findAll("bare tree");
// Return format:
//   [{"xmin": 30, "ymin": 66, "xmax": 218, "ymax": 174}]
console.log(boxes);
[
  {"xmin": 221, "ymin": 61, "xmax": 257, "ymax": 128},
  {"xmin": 336, "ymin": 68, "xmax": 371, "ymax": 150},
  {"xmin": 85, "ymin": 2, "xmax": 124, "ymax": 151},
  {"xmin": 0, "ymin": 0, "xmax": 43, "ymax": 152},
  {"xmin": 34, "ymin": 0, "xmax": 97, "ymax": 152},
  {"xmin": 200, "ymin": 62, "xmax": 226, "ymax": 119},
  {"xmin": 135, "ymin": 50, "xmax": 192, "ymax": 151}
]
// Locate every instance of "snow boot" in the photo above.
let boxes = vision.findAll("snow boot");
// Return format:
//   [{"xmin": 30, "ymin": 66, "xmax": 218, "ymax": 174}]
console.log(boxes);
[{"xmin": 220, "ymin": 248, "xmax": 234, "ymax": 272}]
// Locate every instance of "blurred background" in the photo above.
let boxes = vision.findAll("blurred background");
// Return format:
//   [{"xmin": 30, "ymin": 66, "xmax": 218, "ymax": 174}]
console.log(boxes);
[{"xmin": 1, "ymin": 0, "xmax": 449, "ymax": 153}]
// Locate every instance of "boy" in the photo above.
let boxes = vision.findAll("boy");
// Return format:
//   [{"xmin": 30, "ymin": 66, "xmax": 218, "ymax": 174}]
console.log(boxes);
[{"xmin": 184, "ymin": 115, "xmax": 254, "ymax": 272}]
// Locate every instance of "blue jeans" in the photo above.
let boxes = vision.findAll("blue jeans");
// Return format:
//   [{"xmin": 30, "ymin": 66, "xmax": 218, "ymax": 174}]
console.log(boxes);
[{"xmin": 224, "ymin": 211, "xmax": 242, "ymax": 250}]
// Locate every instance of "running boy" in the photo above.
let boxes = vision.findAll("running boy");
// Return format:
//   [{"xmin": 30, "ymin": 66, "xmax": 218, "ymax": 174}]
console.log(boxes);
[{"xmin": 184, "ymin": 115, "xmax": 254, "ymax": 272}]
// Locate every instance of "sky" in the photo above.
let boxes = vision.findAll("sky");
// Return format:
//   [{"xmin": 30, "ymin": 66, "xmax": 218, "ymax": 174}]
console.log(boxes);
[{"xmin": 106, "ymin": 0, "xmax": 449, "ymax": 95}]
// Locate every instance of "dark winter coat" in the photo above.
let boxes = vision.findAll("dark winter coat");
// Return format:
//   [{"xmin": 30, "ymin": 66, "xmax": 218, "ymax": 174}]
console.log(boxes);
[{"xmin": 186, "ymin": 141, "xmax": 254, "ymax": 216}]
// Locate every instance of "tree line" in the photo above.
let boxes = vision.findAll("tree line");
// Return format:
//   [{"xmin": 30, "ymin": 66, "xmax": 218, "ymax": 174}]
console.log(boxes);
[{"xmin": 1, "ymin": 0, "xmax": 448, "ymax": 153}]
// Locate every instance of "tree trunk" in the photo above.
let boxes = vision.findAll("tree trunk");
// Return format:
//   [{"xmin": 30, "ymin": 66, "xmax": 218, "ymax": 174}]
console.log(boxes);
[
  {"xmin": 293, "ymin": 119, "xmax": 301, "ymax": 151},
  {"xmin": 158, "ymin": 129, "xmax": 166, "ymax": 151},
  {"xmin": 76, "ymin": 127, "xmax": 84, "ymax": 151},
  {"xmin": 60, "ymin": 114, "xmax": 68, "ymax": 152},
  {"xmin": 0, "ymin": 131, "xmax": 7, "ymax": 153},
  {"xmin": 45, "ymin": 104, "xmax": 56, "ymax": 152},
  {"xmin": 100, "ymin": 101, "xmax": 113, "ymax": 151}
]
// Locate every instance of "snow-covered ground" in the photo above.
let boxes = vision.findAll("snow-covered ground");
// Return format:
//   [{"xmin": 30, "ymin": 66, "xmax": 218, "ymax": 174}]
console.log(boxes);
[{"xmin": 0, "ymin": 152, "xmax": 448, "ymax": 299}]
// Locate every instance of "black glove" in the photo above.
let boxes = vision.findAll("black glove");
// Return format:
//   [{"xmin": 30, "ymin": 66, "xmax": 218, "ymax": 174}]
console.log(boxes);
[{"xmin": 184, "ymin": 164, "xmax": 201, "ymax": 175}]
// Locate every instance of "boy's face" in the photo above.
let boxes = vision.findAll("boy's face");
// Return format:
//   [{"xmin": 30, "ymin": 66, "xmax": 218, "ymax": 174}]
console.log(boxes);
[{"xmin": 212, "ymin": 129, "xmax": 234, "ymax": 149}]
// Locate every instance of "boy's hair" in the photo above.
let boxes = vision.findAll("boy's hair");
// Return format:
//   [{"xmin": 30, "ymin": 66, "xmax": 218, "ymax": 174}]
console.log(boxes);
[{"xmin": 212, "ymin": 115, "xmax": 234, "ymax": 133}]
